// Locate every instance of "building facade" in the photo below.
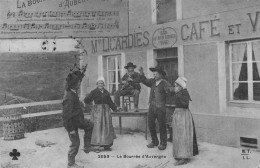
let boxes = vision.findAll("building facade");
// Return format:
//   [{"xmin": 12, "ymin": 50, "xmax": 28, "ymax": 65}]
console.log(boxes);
[{"xmin": 79, "ymin": 0, "xmax": 260, "ymax": 149}]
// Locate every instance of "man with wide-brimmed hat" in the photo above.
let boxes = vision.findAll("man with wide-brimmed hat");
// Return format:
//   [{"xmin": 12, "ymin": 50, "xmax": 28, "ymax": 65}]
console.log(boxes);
[
  {"xmin": 114, "ymin": 62, "xmax": 141, "ymax": 112},
  {"xmin": 139, "ymin": 65, "xmax": 174, "ymax": 150},
  {"xmin": 62, "ymin": 65, "xmax": 99, "ymax": 168}
]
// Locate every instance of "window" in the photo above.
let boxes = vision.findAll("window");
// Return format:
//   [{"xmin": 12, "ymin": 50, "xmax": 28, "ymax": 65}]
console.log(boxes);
[
  {"xmin": 103, "ymin": 54, "xmax": 123, "ymax": 95},
  {"xmin": 156, "ymin": 0, "xmax": 176, "ymax": 24},
  {"xmin": 229, "ymin": 40, "xmax": 260, "ymax": 102}
]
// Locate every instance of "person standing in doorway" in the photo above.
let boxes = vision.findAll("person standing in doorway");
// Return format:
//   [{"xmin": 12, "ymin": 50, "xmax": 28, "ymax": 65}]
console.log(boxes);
[
  {"xmin": 114, "ymin": 62, "xmax": 141, "ymax": 112},
  {"xmin": 139, "ymin": 66, "xmax": 174, "ymax": 150},
  {"xmin": 172, "ymin": 77, "xmax": 199, "ymax": 166}
]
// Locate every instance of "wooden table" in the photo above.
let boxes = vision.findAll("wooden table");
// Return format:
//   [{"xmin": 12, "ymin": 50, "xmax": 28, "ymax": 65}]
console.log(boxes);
[{"xmin": 111, "ymin": 109, "xmax": 148, "ymax": 140}]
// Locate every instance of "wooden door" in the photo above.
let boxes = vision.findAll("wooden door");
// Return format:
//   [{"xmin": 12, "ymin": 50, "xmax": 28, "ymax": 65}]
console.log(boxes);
[
  {"xmin": 156, "ymin": 48, "xmax": 178, "ymax": 105},
  {"xmin": 157, "ymin": 58, "xmax": 178, "ymax": 84}
]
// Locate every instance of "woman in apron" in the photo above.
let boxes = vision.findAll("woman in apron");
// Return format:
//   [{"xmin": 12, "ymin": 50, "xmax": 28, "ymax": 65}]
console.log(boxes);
[
  {"xmin": 172, "ymin": 77, "xmax": 199, "ymax": 166},
  {"xmin": 84, "ymin": 76, "xmax": 118, "ymax": 151}
]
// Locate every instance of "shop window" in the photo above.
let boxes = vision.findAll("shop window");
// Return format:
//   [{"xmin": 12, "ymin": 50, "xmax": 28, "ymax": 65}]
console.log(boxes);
[
  {"xmin": 230, "ymin": 40, "xmax": 260, "ymax": 102},
  {"xmin": 156, "ymin": 0, "xmax": 177, "ymax": 24},
  {"xmin": 102, "ymin": 54, "xmax": 122, "ymax": 95}
]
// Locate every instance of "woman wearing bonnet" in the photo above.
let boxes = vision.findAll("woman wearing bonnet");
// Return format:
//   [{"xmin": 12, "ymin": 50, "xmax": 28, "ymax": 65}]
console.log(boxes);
[
  {"xmin": 84, "ymin": 76, "xmax": 119, "ymax": 151},
  {"xmin": 172, "ymin": 77, "xmax": 199, "ymax": 166}
]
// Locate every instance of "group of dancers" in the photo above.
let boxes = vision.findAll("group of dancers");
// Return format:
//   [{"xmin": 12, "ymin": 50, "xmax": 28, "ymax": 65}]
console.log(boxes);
[{"xmin": 62, "ymin": 62, "xmax": 199, "ymax": 168}]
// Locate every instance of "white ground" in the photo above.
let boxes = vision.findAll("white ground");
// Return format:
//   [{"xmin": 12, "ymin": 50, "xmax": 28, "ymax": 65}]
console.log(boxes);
[{"xmin": 1, "ymin": 128, "xmax": 260, "ymax": 168}]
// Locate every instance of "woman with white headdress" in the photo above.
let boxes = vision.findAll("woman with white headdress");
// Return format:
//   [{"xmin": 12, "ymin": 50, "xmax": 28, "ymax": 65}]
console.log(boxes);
[
  {"xmin": 84, "ymin": 76, "xmax": 118, "ymax": 151},
  {"xmin": 172, "ymin": 77, "xmax": 199, "ymax": 166}
]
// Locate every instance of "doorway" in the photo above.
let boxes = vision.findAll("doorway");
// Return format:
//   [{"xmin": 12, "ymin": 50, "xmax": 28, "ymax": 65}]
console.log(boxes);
[{"xmin": 155, "ymin": 47, "xmax": 178, "ymax": 104}]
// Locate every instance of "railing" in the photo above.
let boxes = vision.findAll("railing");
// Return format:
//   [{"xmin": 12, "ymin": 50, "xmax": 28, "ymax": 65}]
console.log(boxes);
[
  {"xmin": 0, "ymin": 100, "xmax": 149, "ymax": 139},
  {"xmin": 0, "ymin": 100, "xmax": 62, "ymax": 120},
  {"xmin": 0, "ymin": 100, "xmax": 63, "ymax": 136},
  {"xmin": 0, "ymin": 100, "xmax": 62, "ymax": 110}
]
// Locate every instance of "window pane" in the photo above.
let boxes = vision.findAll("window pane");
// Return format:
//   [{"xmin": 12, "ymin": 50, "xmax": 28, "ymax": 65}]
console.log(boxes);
[
  {"xmin": 232, "ymin": 43, "xmax": 247, "ymax": 62},
  {"xmin": 108, "ymin": 84, "xmax": 117, "ymax": 95},
  {"xmin": 103, "ymin": 57, "xmax": 107, "ymax": 83},
  {"xmin": 233, "ymin": 82, "xmax": 248, "ymax": 100},
  {"xmin": 253, "ymin": 83, "xmax": 260, "ymax": 101},
  {"xmin": 118, "ymin": 71, "xmax": 121, "ymax": 82},
  {"xmin": 157, "ymin": 0, "xmax": 176, "ymax": 24},
  {"xmin": 108, "ymin": 57, "xmax": 116, "ymax": 70},
  {"xmin": 118, "ymin": 55, "xmax": 121, "ymax": 69},
  {"xmin": 253, "ymin": 62, "xmax": 260, "ymax": 81},
  {"xmin": 156, "ymin": 48, "xmax": 178, "ymax": 58},
  {"xmin": 232, "ymin": 63, "xmax": 247, "ymax": 82},
  {"xmin": 252, "ymin": 41, "xmax": 260, "ymax": 81},
  {"xmin": 252, "ymin": 41, "xmax": 260, "ymax": 62},
  {"xmin": 108, "ymin": 71, "xmax": 116, "ymax": 83}
]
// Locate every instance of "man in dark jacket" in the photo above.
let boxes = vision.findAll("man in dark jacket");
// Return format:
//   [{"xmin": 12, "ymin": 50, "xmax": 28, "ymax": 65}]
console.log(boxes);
[
  {"xmin": 114, "ymin": 62, "xmax": 141, "ymax": 112},
  {"xmin": 139, "ymin": 66, "xmax": 174, "ymax": 150},
  {"xmin": 62, "ymin": 66, "xmax": 97, "ymax": 168}
]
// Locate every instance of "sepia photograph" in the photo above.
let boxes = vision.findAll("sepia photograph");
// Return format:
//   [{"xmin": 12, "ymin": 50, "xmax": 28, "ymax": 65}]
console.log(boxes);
[{"xmin": 1, "ymin": 0, "xmax": 260, "ymax": 167}]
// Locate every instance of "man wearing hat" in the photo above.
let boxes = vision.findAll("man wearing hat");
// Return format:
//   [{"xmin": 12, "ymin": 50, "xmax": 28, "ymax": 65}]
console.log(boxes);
[
  {"xmin": 139, "ymin": 65, "xmax": 174, "ymax": 150},
  {"xmin": 62, "ymin": 66, "xmax": 99, "ymax": 168},
  {"xmin": 114, "ymin": 62, "xmax": 141, "ymax": 112}
]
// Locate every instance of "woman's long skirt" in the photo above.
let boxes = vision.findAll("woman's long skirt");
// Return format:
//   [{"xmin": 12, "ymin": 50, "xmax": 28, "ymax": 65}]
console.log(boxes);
[
  {"xmin": 90, "ymin": 104, "xmax": 116, "ymax": 146},
  {"xmin": 172, "ymin": 108, "xmax": 199, "ymax": 158},
  {"xmin": 166, "ymin": 107, "xmax": 175, "ymax": 126}
]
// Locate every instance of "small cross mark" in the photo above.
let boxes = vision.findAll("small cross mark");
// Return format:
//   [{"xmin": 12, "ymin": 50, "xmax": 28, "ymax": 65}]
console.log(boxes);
[{"xmin": 9, "ymin": 149, "xmax": 20, "ymax": 160}]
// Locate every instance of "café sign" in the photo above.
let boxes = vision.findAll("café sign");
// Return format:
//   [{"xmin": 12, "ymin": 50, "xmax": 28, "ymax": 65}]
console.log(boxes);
[{"xmin": 86, "ymin": 5, "xmax": 260, "ymax": 55}]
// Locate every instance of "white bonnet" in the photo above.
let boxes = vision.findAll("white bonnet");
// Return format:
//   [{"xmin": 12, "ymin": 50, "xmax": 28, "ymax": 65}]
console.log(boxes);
[
  {"xmin": 175, "ymin": 77, "xmax": 188, "ymax": 89},
  {"xmin": 96, "ymin": 76, "xmax": 105, "ymax": 85}
]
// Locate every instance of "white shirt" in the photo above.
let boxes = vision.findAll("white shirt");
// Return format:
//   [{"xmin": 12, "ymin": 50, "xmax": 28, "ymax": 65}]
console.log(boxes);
[{"xmin": 156, "ymin": 79, "xmax": 162, "ymax": 86}]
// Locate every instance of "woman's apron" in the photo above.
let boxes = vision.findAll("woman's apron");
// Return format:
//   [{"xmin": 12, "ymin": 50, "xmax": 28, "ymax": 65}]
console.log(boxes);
[{"xmin": 90, "ymin": 104, "xmax": 116, "ymax": 146}]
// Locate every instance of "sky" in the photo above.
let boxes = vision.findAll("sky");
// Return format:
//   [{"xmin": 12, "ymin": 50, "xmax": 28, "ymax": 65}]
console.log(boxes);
[{"xmin": 0, "ymin": 39, "xmax": 79, "ymax": 53}]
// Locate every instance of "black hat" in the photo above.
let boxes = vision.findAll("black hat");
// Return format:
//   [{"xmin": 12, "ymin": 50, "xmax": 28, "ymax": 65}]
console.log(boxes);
[
  {"xmin": 124, "ymin": 62, "xmax": 137, "ymax": 69},
  {"xmin": 65, "ymin": 64, "xmax": 87, "ymax": 89},
  {"xmin": 149, "ymin": 65, "xmax": 166, "ymax": 76}
]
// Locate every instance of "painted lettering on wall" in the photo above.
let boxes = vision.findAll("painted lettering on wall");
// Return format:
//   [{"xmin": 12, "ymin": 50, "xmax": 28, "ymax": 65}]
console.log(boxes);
[
  {"xmin": 181, "ymin": 11, "xmax": 260, "ymax": 41},
  {"xmin": 2, "ymin": 0, "xmax": 129, "ymax": 38},
  {"xmin": 247, "ymin": 11, "xmax": 260, "ymax": 32},
  {"xmin": 228, "ymin": 11, "xmax": 260, "ymax": 35},
  {"xmin": 59, "ymin": 0, "xmax": 89, "ymax": 9},
  {"xmin": 181, "ymin": 18, "xmax": 220, "ymax": 41},
  {"xmin": 91, "ymin": 31, "xmax": 149, "ymax": 53},
  {"xmin": 17, "ymin": 0, "xmax": 47, "ymax": 9}
]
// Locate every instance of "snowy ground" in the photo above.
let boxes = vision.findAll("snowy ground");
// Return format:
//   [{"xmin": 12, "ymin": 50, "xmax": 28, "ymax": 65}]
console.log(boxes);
[{"xmin": 1, "ymin": 128, "xmax": 260, "ymax": 168}]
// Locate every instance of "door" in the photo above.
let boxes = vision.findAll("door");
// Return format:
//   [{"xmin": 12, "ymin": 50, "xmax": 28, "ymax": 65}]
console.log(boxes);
[{"xmin": 156, "ymin": 48, "xmax": 178, "ymax": 105}]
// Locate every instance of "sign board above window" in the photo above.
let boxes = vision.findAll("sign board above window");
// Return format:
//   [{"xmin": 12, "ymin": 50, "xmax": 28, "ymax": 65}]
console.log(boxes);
[{"xmin": 0, "ymin": 0, "xmax": 129, "ymax": 38}]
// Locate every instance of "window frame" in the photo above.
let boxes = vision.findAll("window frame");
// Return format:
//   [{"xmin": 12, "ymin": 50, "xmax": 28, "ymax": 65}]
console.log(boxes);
[
  {"xmin": 99, "ymin": 53, "xmax": 125, "ymax": 95},
  {"xmin": 156, "ymin": 0, "xmax": 177, "ymax": 24},
  {"xmin": 229, "ymin": 40, "xmax": 260, "ymax": 104}
]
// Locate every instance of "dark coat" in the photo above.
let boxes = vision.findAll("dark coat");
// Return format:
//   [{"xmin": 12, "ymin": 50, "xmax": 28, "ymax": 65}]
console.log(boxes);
[
  {"xmin": 121, "ymin": 72, "xmax": 141, "ymax": 90},
  {"xmin": 62, "ymin": 90, "xmax": 84, "ymax": 132},
  {"xmin": 140, "ymin": 74, "xmax": 174, "ymax": 107},
  {"xmin": 174, "ymin": 89, "xmax": 192, "ymax": 108},
  {"xmin": 84, "ymin": 88, "xmax": 117, "ymax": 111}
]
